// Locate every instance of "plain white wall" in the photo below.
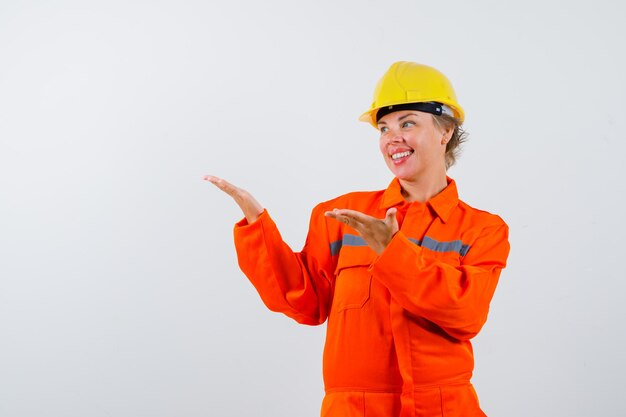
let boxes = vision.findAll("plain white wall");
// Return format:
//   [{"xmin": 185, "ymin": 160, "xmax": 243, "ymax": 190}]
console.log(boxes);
[{"xmin": 1, "ymin": 1, "xmax": 625, "ymax": 416}]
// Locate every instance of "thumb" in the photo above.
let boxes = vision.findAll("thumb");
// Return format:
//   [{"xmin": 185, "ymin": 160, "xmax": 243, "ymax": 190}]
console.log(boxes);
[
  {"xmin": 385, "ymin": 207, "xmax": 398, "ymax": 229},
  {"xmin": 385, "ymin": 207, "xmax": 398, "ymax": 226}
]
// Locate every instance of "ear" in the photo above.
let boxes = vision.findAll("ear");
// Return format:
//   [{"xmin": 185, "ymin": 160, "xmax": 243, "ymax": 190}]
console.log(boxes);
[{"xmin": 440, "ymin": 126, "xmax": 453, "ymax": 145}]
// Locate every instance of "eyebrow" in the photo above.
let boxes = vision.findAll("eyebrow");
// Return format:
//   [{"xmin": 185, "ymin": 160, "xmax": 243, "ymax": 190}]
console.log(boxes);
[
  {"xmin": 378, "ymin": 112, "xmax": 419, "ymax": 125},
  {"xmin": 398, "ymin": 113, "xmax": 419, "ymax": 121}
]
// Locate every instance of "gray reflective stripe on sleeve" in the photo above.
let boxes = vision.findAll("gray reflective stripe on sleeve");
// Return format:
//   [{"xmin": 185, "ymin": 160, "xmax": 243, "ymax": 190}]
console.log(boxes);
[
  {"xmin": 329, "ymin": 234, "xmax": 368, "ymax": 256},
  {"xmin": 343, "ymin": 234, "xmax": 367, "ymax": 247},
  {"xmin": 329, "ymin": 240, "xmax": 342, "ymax": 257},
  {"xmin": 409, "ymin": 237, "xmax": 470, "ymax": 256},
  {"xmin": 420, "ymin": 236, "xmax": 470, "ymax": 256},
  {"xmin": 408, "ymin": 238, "xmax": 421, "ymax": 245}
]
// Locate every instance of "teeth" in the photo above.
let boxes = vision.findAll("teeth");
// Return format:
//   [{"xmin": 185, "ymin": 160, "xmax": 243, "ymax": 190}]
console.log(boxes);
[{"xmin": 391, "ymin": 151, "xmax": 412, "ymax": 160}]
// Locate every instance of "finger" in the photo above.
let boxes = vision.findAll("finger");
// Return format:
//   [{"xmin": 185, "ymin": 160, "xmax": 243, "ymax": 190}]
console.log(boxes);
[
  {"xmin": 203, "ymin": 174, "xmax": 224, "ymax": 185},
  {"xmin": 324, "ymin": 211, "xmax": 350, "ymax": 225},
  {"xmin": 324, "ymin": 209, "xmax": 352, "ymax": 220},
  {"xmin": 331, "ymin": 208, "xmax": 376, "ymax": 225},
  {"xmin": 324, "ymin": 210, "xmax": 360, "ymax": 229},
  {"xmin": 204, "ymin": 175, "xmax": 240, "ymax": 197}
]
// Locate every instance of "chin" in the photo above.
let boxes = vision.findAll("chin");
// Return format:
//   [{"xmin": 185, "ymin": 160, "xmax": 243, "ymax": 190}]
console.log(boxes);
[{"xmin": 388, "ymin": 165, "xmax": 421, "ymax": 181}]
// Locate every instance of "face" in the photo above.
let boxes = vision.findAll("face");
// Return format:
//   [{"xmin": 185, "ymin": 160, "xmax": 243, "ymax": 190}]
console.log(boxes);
[{"xmin": 377, "ymin": 110, "xmax": 451, "ymax": 181}]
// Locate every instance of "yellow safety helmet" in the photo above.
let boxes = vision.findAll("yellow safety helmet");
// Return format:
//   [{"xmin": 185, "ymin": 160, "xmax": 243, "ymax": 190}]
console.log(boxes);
[{"xmin": 359, "ymin": 61, "xmax": 465, "ymax": 128}]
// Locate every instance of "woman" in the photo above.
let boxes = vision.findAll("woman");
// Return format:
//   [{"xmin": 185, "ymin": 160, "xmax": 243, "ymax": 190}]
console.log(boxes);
[{"xmin": 206, "ymin": 61, "xmax": 510, "ymax": 417}]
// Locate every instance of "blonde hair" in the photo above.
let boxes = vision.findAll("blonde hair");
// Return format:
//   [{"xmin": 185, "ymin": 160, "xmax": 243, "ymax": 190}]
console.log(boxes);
[{"xmin": 432, "ymin": 114, "xmax": 468, "ymax": 169}]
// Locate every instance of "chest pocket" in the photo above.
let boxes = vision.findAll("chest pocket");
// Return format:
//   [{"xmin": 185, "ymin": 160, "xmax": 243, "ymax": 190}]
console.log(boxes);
[{"xmin": 332, "ymin": 246, "xmax": 376, "ymax": 312}]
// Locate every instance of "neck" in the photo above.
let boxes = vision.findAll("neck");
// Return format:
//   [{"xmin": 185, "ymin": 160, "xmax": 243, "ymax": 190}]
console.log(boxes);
[{"xmin": 399, "ymin": 171, "xmax": 448, "ymax": 203}]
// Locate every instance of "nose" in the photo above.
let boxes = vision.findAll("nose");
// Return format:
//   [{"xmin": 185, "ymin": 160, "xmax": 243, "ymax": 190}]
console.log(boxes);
[{"xmin": 385, "ymin": 127, "xmax": 404, "ymax": 144}]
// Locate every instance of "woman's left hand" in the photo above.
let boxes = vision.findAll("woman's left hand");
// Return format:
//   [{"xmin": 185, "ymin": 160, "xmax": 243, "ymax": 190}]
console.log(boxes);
[{"xmin": 325, "ymin": 208, "xmax": 399, "ymax": 255}]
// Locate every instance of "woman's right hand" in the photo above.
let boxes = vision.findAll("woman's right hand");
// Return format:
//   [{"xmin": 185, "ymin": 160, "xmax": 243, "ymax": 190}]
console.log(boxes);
[{"xmin": 204, "ymin": 175, "xmax": 264, "ymax": 223}]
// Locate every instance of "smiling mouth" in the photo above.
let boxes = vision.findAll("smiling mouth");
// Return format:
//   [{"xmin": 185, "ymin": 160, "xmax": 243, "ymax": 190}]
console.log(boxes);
[{"xmin": 391, "ymin": 150, "xmax": 414, "ymax": 160}]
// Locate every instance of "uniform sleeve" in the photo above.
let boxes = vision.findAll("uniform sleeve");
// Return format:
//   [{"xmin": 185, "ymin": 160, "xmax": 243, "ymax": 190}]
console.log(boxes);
[
  {"xmin": 233, "ymin": 205, "xmax": 335, "ymax": 325},
  {"xmin": 370, "ymin": 220, "xmax": 510, "ymax": 340}
]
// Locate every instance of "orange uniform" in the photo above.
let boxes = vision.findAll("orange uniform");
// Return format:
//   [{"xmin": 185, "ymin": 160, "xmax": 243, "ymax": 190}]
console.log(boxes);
[{"xmin": 233, "ymin": 177, "xmax": 510, "ymax": 417}]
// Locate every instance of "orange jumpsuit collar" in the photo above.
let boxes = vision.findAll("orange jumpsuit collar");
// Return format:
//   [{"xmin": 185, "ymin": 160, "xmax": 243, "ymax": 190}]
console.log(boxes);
[{"xmin": 380, "ymin": 177, "xmax": 459, "ymax": 223}]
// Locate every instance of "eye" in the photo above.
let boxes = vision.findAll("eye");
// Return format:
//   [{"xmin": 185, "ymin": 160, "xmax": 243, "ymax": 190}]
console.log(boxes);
[
  {"xmin": 401, "ymin": 120, "xmax": 415, "ymax": 128},
  {"xmin": 379, "ymin": 126, "xmax": 389, "ymax": 134}
]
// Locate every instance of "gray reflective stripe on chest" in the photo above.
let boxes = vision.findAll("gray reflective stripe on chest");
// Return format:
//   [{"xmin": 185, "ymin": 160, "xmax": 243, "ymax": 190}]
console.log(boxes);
[{"xmin": 330, "ymin": 234, "xmax": 470, "ymax": 257}]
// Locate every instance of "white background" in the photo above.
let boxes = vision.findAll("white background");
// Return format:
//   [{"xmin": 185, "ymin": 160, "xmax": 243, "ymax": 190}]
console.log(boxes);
[{"xmin": 1, "ymin": 1, "xmax": 625, "ymax": 416}]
